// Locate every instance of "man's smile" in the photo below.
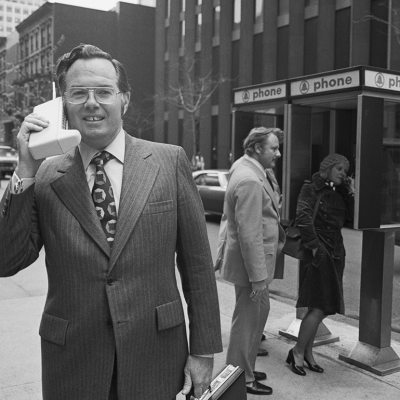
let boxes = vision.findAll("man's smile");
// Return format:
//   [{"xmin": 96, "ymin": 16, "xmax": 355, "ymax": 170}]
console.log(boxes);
[{"xmin": 84, "ymin": 116, "xmax": 104, "ymax": 121}]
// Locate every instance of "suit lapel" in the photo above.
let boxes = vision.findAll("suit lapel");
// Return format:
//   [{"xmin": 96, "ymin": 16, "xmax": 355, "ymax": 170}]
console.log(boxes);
[
  {"xmin": 50, "ymin": 148, "xmax": 110, "ymax": 257},
  {"xmin": 110, "ymin": 135, "xmax": 160, "ymax": 269},
  {"xmin": 242, "ymin": 158, "xmax": 280, "ymax": 216}
]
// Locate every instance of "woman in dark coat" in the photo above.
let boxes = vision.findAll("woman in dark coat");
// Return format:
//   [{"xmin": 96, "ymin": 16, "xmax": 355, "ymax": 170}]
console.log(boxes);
[{"xmin": 286, "ymin": 154, "xmax": 355, "ymax": 376}]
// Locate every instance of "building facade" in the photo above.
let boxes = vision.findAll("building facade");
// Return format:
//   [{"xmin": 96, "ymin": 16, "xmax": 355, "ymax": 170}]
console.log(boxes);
[
  {"xmin": 10, "ymin": 1, "xmax": 155, "ymax": 139},
  {"xmin": 0, "ymin": 0, "xmax": 46, "ymax": 37},
  {"xmin": 154, "ymin": 0, "xmax": 400, "ymax": 168}
]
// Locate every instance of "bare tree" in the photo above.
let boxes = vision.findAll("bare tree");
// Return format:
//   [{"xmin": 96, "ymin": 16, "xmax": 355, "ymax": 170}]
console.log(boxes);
[
  {"xmin": 157, "ymin": 56, "xmax": 228, "ymax": 167},
  {"xmin": 123, "ymin": 101, "xmax": 154, "ymax": 139},
  {"xmin": 360, "ymin": 1, "xmax": 400, "ymax": 44}
]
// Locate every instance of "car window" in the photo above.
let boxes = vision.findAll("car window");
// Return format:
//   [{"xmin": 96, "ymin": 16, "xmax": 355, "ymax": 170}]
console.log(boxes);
[
  {"xmin": 0, "ymin": 147, "xmax": 17, "ymax": 156},
  {"xmin": 194, "ymin": 174, "xmax": 206, "ymax": 186},
  {"xmin": 204, "ymin": 174, "xmax": 220, "ymax": 187}
]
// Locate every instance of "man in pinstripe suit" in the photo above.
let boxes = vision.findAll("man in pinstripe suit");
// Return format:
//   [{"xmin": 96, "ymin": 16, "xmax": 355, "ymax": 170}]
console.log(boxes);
[{"xmin": 0, "ymin": 44, "xmax": 222, "ymax": 400}]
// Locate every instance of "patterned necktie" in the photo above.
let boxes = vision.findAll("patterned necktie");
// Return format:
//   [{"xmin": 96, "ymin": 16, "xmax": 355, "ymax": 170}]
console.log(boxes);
[{"xmin": 90, "ymin": 151, "xmax": 117, "ymax": 247}]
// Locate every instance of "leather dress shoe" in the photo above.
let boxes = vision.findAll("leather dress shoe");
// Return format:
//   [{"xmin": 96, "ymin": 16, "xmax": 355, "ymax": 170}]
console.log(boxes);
[
  {"xmin": 257, "ymin": 348, "xmax": 269, "ymax": 356},
  {"xmin": 253, "ymin": 370, "xmax": 267, "ymax": 381},
  {"xmin": 246, "ymin": 380, "xmax": 273, "ymax": 395}
]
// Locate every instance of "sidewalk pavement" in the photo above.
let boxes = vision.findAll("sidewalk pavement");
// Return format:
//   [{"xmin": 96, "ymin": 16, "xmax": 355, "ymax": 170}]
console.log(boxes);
[{"xmin": 1, "ymin": 250, "xmax": 400, "ymax": 399}]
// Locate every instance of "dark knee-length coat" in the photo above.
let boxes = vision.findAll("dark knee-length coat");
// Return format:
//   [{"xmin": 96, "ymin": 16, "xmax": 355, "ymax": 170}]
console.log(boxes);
[{"xmin": 295, "ymin": 173, "xmax": 354, "ymax": 315}]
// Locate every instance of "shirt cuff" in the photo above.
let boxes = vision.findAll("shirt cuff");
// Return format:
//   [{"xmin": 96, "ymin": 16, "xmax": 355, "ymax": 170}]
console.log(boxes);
[{"xmin": 10, "ymin": 172, "xmax": 36, "ymax": 194}]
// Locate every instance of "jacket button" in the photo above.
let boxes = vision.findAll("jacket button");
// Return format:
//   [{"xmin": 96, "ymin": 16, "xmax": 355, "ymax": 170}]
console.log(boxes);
[{"xmin": 107, "ymin": 277, "xmax": 114, "ymax": 286}]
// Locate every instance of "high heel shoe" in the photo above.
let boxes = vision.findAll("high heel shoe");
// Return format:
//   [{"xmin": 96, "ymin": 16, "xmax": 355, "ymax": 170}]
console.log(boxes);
[
  {"xmin": 286, "ymin": 349, "xmax": 306, "ymax": 376},
  {"xmin": 304, "ymin": 357, "xmax": 324, "ymax": 373}
]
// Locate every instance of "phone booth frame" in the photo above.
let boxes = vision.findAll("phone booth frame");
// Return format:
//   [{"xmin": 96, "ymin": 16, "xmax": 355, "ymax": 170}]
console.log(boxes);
[{"xmin": 232, "ymin": 66, "xmax": 400, "ymax": 375}]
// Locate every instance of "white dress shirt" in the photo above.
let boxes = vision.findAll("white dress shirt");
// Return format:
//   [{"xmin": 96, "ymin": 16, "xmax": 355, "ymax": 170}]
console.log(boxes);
[{"xmin": 11, "ymin": 128, "xmax": 125, "ymax": 215}]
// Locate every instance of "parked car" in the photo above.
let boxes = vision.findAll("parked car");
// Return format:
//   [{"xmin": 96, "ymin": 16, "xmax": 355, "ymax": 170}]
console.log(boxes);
[
  {"xmin": 192, "ymin": 169, "xmax": 229, "ymax": 215},
  {"xmin": 0, "ymin": 146, "xmax": 18, "ymax": 179}
]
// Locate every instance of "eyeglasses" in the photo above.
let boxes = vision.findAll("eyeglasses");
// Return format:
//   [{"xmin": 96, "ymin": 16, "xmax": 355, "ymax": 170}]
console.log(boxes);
[{"xmin": 64, "ymin": 87, "xmax": 121, "ymax": 104}]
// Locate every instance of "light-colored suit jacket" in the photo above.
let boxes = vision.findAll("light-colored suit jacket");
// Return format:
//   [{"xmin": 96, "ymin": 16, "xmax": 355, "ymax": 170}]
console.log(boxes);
[
  {"xmin": 0, "ymin": 133, "xmax": 222, "ymax": 400},
  {"xmin": 221, "ymin": 156, "xmax": 286, "ymax": 287}
]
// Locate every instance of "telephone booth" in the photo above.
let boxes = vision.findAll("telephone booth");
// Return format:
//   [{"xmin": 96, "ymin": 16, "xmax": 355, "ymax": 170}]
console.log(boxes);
[{"xmin": 233, "ymin": 66, "xmax": 400, "ymax": 375}]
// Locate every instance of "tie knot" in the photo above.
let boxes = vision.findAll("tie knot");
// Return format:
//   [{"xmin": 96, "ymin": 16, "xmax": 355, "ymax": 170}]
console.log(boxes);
[{"xmin": 91, "ymin": 151, "xmax": 113, "ymax": 167}]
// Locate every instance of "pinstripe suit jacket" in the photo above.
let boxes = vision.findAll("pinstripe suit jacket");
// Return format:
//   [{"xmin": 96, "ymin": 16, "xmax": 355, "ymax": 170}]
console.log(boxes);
[{"xmin": 0, "ymin": 133, "xmax": 222, "ymax": 400}]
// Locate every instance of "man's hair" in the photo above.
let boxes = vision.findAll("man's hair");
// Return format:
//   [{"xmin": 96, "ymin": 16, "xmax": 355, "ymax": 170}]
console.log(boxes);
[
  {"xmin": 243, "ymin": 127, "xmax": 284, "ymax": 155},
  {"xmin": 55, "ymin": 44, "xmax": 131, "ymax": 95}
]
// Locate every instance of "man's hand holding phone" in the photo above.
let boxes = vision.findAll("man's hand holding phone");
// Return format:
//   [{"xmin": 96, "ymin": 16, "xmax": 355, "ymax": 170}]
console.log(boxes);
[{"xmin": 16, "ymin": 113, "xmax": 49, "ymax": 178}]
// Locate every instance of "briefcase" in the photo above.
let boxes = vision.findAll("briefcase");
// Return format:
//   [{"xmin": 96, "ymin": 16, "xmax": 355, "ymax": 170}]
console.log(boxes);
[{"xmin": 186, "ymin": 364, "xmax": 246, "ymax": 400}]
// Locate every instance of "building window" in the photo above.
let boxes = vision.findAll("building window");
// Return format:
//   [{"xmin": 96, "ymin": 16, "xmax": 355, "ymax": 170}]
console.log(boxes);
[
  {"xmin": 233, "ymin": 0, "xmax": 241, "ymax": 31},
  {"xmin": 181, "ymin": 0, "xmax": 185, "ymax": 12},
  {"xmin": 47, "ymin": 23, "xmax": 51, "ymax": 43},
  {"xmin": 213, "ymin": 6, "xmax": 220, "ymax": 38},
  {"xmin": 15, "ymin": 17, "xmax": 20, "ymax": 23},
  {"xmin": 41, "ymin": 26, "xmax": 45, "ymax": 46},
  {"xmin": 15, "ymin": 7, "xmax": 20, "ymax": 13},
  {"xmin": 7, "ymin": 27, "xmax": 12, "ymax": 32},
  {"xmin": 7, "ymin": 7, "xmax": 12, "ymax": 12},
  {"xmin": 23, "ymin": 9, "xmax": 29, "ymax": 15},
  {"xmin": 195, "ymin": 13, "xmax": 202, "ymax": 43},
  {"xmin": 254, "ymin": 0, "xmax": 263, "ymax": 24},
  {"xmin": 0, "ymin": 16, "xmax": 3, "ymax": 21},
  {"xmin": 165, "ymin": 0, "xmax": 170, "ymax": 17},
  {"xmin": 7, "ymin": 17, "xmax": 12, "ymax": 22}
]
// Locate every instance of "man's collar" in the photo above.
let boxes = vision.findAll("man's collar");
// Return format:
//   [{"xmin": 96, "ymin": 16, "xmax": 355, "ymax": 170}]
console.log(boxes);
[
  {"xmin": 79, "ymin": 128, "xmax": 125, "ymax": 170},
  {"xmin": 244, "ymin": 154, "xmax": 266, "ymax": 177}
]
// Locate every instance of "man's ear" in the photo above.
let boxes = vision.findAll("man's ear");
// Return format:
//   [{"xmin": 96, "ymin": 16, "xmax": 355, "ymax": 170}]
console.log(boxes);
[{"xmin": 122, "ymin": 92, "xmax": 131, "ymax": 115}]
